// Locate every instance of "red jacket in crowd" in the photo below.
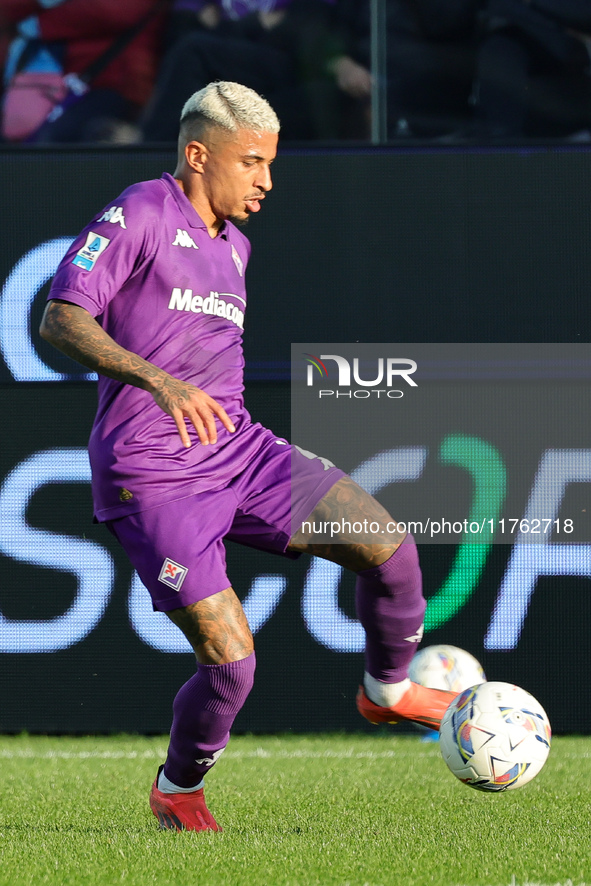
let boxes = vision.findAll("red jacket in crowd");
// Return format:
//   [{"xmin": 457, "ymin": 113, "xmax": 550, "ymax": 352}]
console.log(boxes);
[{"xmin": 0, "ymin": 0, "xmax": 165, "ymax": 107}]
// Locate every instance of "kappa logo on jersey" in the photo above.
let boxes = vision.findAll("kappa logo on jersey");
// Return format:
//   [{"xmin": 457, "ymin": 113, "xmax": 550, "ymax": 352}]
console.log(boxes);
[
  {"xmin": 172, "ymin": 229, "xmax": 199, "ymax": 249},
  {"xmin": 231, "ymin": 244, "xmax": 243, "ymax": 276},
  {"xmin": 168, "ymin": 287, "xmax": 245, "ymax": 329},
  {"xmin": 71, "ymin": 231, "xmax": 111, "ymax": 271},
  {"xmin": 158, "ymin": 558, "xmax": 188, "ymax": 592},
  {"xmin": 97, "ymin": 206, "xmax": 127, "ymax": 228}
]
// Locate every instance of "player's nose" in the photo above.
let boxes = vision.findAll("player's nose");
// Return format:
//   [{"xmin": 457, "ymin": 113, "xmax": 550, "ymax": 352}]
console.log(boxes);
[{"xmin": 255, "ymin": 164, "xmax": 273, "ymax": 192}]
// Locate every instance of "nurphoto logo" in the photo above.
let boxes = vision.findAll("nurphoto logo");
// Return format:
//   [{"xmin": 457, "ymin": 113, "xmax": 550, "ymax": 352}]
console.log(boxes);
[{"xmin": 303, "ymin": 353, "xmax": 417, "ymax": 399}]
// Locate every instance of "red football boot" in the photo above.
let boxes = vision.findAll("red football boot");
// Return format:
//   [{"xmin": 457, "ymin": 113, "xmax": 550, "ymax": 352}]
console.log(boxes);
[
  {"xmin": 149, "ymin": 768, "xmax": 222, "ymax": 832},
  {"xmin": 356, "ymin": 682, "xmax": 457, "ymax": 731}
]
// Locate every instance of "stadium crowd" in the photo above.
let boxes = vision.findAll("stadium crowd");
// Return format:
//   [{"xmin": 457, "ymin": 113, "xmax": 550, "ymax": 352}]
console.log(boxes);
[{"xmin": 1, "ymin": 0, "xmax": 590, "ymax": 143}]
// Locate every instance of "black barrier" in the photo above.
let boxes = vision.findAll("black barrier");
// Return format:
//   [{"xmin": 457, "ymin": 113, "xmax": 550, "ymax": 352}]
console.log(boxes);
[
  {"xmin": 0, "ymin": 379, "xmax": 589, "ymax": 734},
  {"xmin": 1, "ymin": 145, "xmax": 591, "ymax": 385},
  {"xmin": 0, "ymin": 146, "xmax": 590, "ymax": 733}
]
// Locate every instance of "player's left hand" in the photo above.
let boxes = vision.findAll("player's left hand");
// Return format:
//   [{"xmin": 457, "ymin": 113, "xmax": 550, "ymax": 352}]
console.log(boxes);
[{"xmin": 150, "ymin": 376, "xmax": 236, "ymax": 448}]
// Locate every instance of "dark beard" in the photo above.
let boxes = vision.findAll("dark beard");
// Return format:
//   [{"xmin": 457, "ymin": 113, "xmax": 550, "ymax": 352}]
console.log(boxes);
[{"xmin": 229, "ymin": 214, "xmax": 250, "ymax": 227}]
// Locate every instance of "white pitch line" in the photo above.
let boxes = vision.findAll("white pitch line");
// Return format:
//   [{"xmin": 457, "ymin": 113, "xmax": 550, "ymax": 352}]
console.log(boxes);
[
  {"xmin": 0, "ymin": 745, "xmax": 583, "ymax": 762},
  {"xmin": 0, "ymin": 748, "xmax": 437, "ymax": 761}
]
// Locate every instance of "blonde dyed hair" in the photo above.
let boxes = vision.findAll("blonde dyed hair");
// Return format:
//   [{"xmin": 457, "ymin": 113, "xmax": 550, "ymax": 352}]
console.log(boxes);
[{"xmin": 180, "ymin": 81, "xmax": 280, "ymax": 136}]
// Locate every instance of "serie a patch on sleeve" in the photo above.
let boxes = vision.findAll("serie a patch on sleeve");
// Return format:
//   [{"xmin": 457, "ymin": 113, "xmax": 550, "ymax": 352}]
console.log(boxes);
[{"xmin": 71, "ymin": 231, "xmax": 111, "ymax": 271}]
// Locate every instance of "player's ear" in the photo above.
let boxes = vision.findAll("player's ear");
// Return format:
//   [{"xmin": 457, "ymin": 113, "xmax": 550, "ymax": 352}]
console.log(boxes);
[{"xmin": 185, "ymin": 141, "xmax": 208, "ymax": 174}]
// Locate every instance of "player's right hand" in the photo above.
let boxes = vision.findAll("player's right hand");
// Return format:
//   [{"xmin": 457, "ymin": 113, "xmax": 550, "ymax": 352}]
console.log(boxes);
[{"xmin": 150, "ymin": 376, "xmax": 236, "ymax": 448}]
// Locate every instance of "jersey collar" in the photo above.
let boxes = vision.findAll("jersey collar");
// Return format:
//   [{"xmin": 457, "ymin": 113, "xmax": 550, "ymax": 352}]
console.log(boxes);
[{"xmin": 161, "ymin": 172, "xmax": 229, "ymax": 238}]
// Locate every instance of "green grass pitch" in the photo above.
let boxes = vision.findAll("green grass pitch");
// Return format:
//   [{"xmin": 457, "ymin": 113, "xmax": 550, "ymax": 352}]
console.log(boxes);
[{"xmin": 0, "ymin": 733, "xmax": 588, "ymax": 886}]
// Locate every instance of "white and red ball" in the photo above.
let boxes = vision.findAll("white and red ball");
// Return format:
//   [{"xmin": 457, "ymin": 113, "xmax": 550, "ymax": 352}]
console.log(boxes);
[{"xmin": 439, "ymin": 681, "xmax": 551, "ymax": 792}]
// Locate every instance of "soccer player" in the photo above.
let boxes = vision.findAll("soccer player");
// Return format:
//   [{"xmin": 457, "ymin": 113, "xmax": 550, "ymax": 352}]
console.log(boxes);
[{"xmin": 40, "ymin": 81, "xmax": 456, "ymax": 832}]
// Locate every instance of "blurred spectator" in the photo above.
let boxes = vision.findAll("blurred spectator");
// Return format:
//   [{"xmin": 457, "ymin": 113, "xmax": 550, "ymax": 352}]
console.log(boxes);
[
  {"xmin": 141, "ymin": 0, "xmax": 370, "ymax": 141},
  {"xmin": 0, "ymin": 0, "xmax": 166, "ymax": 143},
  {"xmin": 336, "ymin": 0, "xmax": 482, "ymax": 139},
  {"xmin": 475, "ymin": 0, "xmax": 591, "ymax": 138},
  {"xmin": 0, "ymin": 9, "xmax": 15, "ymax": 94}
]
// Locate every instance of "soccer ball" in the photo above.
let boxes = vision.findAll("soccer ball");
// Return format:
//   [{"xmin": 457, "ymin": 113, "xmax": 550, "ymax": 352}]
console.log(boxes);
[
  {"xmin": 439, "ymin": 681, "xmax": 551, "ymax": 792},
  {"xmin": 409, "ymin": 644, "xmax": 486, "ymax": 693}
]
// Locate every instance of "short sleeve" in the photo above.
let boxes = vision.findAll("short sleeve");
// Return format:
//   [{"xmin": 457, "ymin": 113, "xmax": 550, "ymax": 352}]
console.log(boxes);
[{"xmin": 48, "ymin": 183, "xmax": 159, "ymax": 317}]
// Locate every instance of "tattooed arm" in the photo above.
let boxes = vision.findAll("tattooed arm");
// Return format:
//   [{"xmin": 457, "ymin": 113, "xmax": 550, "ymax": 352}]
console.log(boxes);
[{"xmin": 40, "ymin": 299, "xmax": 235, "ymax": 448}]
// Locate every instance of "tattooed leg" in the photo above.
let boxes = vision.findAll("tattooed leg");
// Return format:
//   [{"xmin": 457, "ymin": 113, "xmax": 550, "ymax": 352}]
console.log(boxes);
[
  {"xmin": 288, "ymin": 475, "xmax": 407, "ymax": 571},
  {"xmin": 162, "ymin": 588, "xmax": 256, "ymax": 788},
  {"xmin": 166, "ymin": 586, "xmax": 254, "ymax": 664},
  {"xmin": 290, "ymin": 476, "xmax": 426, "ymax": 692}
]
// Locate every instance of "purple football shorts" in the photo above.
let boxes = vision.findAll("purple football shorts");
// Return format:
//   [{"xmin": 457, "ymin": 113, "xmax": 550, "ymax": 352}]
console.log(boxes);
[{"xmin": 106, "ymin": 427, "xmax": 345, "ymax": 611}]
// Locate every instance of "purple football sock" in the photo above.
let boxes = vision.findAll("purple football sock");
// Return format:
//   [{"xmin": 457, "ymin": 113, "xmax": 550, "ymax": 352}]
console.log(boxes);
[
  {"xmin": 355, "ymin": 535, "xmax": 426, "ymax": 683},
  {"xmin": 163, "ymin": 652, "xmax": 256, "ymax": 788}
]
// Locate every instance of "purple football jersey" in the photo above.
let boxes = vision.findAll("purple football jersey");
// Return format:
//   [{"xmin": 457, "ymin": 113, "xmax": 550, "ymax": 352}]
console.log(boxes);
[{"xmin": 48, "ymin": 172, "xmax": 264, "ymax": 521}]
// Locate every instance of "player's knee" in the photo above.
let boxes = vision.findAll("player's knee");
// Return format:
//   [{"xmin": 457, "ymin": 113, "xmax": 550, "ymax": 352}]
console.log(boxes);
[
  {"xmin": 204, "ymin": 621, "xmax": 254, "ymax": 664},
  {"xmin": 166, "ymin": 588, "xmax": 254, "ymax": 663},
  {"xmin": 349, "ymin": 534, "xmax": 408, "ymax": 572}
]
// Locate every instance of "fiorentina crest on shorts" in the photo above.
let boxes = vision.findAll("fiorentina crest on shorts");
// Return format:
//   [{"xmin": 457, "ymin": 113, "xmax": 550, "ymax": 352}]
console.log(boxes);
[{"xmin": 158, "ymin": 558, "xmax": 188, "ymax": 591}]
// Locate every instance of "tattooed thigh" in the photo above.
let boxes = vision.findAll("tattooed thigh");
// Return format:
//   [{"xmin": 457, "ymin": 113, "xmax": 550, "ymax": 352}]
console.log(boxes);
[
  {"xmin": 288, "ymin": 475, "xmax": 407, "ymax": 572},
  {"xmin": 166, "ymin": 586, "xmax": 254, "ymax": 664}
]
